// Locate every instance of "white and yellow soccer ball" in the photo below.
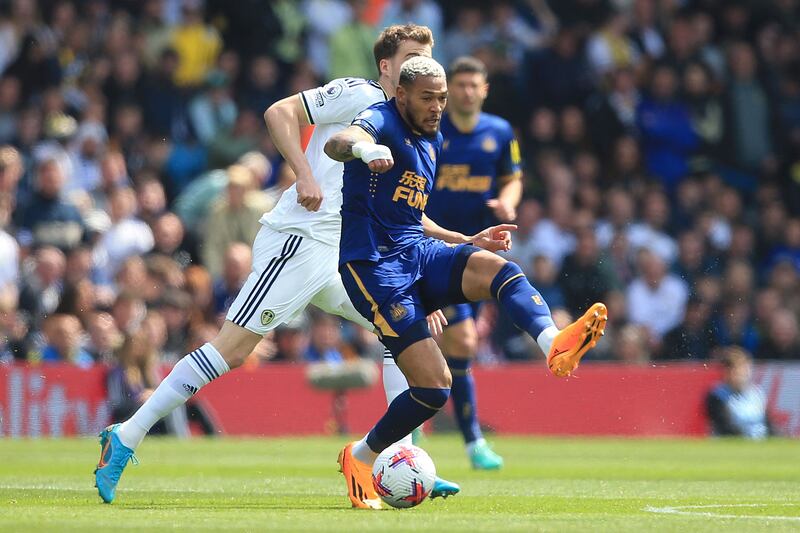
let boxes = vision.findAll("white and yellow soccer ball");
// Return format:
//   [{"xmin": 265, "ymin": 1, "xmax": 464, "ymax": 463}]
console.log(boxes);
[{"xmin": 371, "ymin": 444, "xmax": 436, "ymax": 509}]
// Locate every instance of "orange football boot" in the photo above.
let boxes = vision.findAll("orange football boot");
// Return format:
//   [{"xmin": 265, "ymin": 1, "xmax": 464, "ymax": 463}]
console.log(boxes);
[
  {"xmin": 337, "ymin": 442, "xmax": 382, "ymax": 509},
  {"xmin": 547, "ymin": 302, "xmax": 608, "ymax": 377}
]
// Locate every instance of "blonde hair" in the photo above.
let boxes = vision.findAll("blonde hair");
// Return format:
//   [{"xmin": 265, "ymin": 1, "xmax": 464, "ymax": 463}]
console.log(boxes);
[{"xmin": 399, "ymin": 56, "xmax": 446, "ymax": 87}]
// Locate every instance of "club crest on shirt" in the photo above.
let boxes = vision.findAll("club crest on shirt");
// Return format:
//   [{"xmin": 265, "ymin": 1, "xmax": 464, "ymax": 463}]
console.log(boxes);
[
  {"xmin": 389, "ymin": 302, "xmax": 408, "ymax": 321},
  {"xmin": 404, "ymin": 138, "xmax": 412, "ymax": 146},
  {"xmin": 481, "ymin": 136, "xmax": 497, "ymax": 152},
  {"xmin": 532, "ymin": 295, "xmax": 543, "ymax": 305},
  {"xmin": 261, "ymin": 309, "xmax": 276, "ymax": 326},
  {"xmin": 442, "ymin": 139, "xmax": 449, "ymax": 151},
  {"xmin": 428, "ymin": 144, "xmax": 436, "ymax": 162}
]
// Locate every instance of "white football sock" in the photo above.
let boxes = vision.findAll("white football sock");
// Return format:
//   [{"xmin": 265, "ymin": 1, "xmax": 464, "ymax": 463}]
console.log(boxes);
[
  {"xmin": 536, "ymin": 326, "xmax": 560, "ymax": 357},
  {"xmin": 352, "ymin": 435, "xmax": 379, "ymax": 464},
  {"xmin": 382, "ymin": 349, "xmax": 413, "ymax": 447},
  {"xmin": 465, "ymin": 437, "xmax": 486, "ymax": 456},
  {"xmin": 116, "ymin": 343, "xmax": 229, "ymax": 449}
]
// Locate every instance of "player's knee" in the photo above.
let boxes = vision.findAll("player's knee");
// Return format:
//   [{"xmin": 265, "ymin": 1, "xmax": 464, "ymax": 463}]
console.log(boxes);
[
  {"xmin": 445, "ymin": 327, "xmax": 478, "ymax": 357},
  {"xmin": 409, "ymin": 386, "xmax": 450, "ymax": 410},
  {"xmin": 439, "ymin": 365, "xmax": 453, "ymax": 389}
]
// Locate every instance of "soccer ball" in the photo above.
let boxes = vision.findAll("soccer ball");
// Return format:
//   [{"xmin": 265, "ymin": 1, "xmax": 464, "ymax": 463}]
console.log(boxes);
[{"xmin": 371, "ymin": 444, "xmax": 436, "ymax": 509}]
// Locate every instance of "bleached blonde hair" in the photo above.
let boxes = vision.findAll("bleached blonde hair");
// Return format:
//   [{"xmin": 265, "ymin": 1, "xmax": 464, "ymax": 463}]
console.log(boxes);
[{"xmin": 399, "ymin": 56, "xmax": 446, "ymax": 87}]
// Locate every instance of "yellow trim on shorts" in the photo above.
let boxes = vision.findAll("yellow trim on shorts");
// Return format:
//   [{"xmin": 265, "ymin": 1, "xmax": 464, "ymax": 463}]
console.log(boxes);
[{"xmin": 345, "ymin": 263, "xmax": 398, "ymax": 338}]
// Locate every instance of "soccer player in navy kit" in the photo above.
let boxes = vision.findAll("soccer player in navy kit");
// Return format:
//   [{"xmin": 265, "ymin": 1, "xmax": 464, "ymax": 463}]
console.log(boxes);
[
  {"xmin": 325, "ymin": 56, "xmax": 608, "ymax": 509},
  {"xmin": 424, "ymin": 56, "xmax": 523, "ymax": 470}
]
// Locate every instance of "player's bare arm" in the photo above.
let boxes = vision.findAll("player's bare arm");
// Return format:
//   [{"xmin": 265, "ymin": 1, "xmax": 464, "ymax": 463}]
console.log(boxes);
[
  {"xmin": 324, "ymin": 126, "xmax": 394, "ymax": 173},
  {"xmin": 422, "ymin": 213, "xmax": 516, "ymax": 253},
  {"xmin": 265, "ymin": 95, "xmax": 324, "ymax": 211},
  {"xmin": 487, "ymin": 173, "xmax": 523, "ymax": 222}
]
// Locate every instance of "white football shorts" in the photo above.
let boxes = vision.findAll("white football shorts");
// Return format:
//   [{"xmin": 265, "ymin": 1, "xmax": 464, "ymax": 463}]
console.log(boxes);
[{"xmin": 226, "ymin": 226, "xmax": 375, "ymax": 335}]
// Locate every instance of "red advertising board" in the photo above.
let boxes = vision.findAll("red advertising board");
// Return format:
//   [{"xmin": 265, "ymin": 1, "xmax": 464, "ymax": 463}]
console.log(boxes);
[{"xmin": 1, "ymin": 362, "xmax": 798, "ymax": 438}]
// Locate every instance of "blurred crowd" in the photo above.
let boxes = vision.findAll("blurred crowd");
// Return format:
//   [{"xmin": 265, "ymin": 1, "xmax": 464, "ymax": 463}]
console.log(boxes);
[{"xmin": 1, "ymin": 0, "xmax": 800, "ymax": 393}]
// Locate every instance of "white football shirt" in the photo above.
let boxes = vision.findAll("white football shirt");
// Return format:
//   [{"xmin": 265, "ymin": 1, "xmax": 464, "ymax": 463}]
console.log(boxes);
[{"xmin": 261, "ymin": 78, "xmax": 387, "ymax": 246}]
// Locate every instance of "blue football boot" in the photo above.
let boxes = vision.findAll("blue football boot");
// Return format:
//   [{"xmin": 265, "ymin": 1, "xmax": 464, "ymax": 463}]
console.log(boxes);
[
  {"xmin": 470, "ymin": 440, "xmax": 503, "ymax": 470},
  {"xmin": 429, "ymin": 476, "xmax": 461, "ymax": 499},
  {"xmin": 94, "ymin": 424, "xmax": 137, "ymax": 503}
]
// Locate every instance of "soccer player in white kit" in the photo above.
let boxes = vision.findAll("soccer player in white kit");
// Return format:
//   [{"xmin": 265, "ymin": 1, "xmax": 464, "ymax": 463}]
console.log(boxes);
[{"xmin": 94, "ymin": 24, "xmax": 485, "ymax": 506}]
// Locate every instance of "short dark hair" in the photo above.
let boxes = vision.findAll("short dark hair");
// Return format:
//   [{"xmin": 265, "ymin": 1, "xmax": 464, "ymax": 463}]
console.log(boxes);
[
  {"xmin": 373, "ymin": 24, "xmax": 434, "ymax": 72},
  {"xmin": 448, "ymin": 56, "xmax": 488, "ymax": 80}
]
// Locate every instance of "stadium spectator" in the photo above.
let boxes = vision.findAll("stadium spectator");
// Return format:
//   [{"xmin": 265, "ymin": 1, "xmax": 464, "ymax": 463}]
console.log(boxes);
[
  {"xmin": 660, "ymin": 297, "xmax": 716, "ymax": 360},
  {"xmin": 169, "ymin": 0, "xmax": 221, "ymax": 88},
  {"xmin": 682, "ymin": 61, "xmax": 725, "ymax": 171},
  {"xmin": 381, "ymin": 0, "xmax": 443, "ymax": 62},
  {"xmin": 212, "ymin": 242, "xmax": 251, "ymax": 319},
  {"xmin": 558, "ymin": 227, "xmax": 619, "ymax": 317},
  {"xmin": 202, "ymin": 164, "xmax": 265, "ymax": 277},
  {"xmin": 86, "ymin": 311, "xmax": 123, "ymax": 363},
  {"xmin": 530, "ymin": 255, "xmax": 565, "ymax": 312},
  {"xmin": 586, "ymin": 68, "xmax": 641, "ymax": 157},
  {"xmin": 92, "ymin": 187, "xmax": 154, "ymax": 286},
  {"xmin": 31, "ymin": 313, "xmax": 93, "ymax": 368},
  {"xmin": 238, "ymin": 55, "xmax": 283, "ymax": 119},
  {"xmin": 0, "ymin": 0, "xmax": 800, "ymax": 373},
  {"xmin": 272, "ymin": 314, "xmax": 310, "ymax": 363},
  {"xmin": 160, "ymin": 288, "xmax": 193, "ymax": 359},
  {"xmin": 626, "ymin": 247, "xmax": 689, "ymax": 342},
  {"xmin": 629, "ymin": 0, "xmax": 665, "ymax": 61},
  {"xmin": 106, "ymin": 329, "xmax": 169, "ymax": 435},
  {"xmin": 0, "ymin": 286, "xmax": 27, "ymax": 362},
  {"xmin": 18, "ymin": 246, "xmax": 65, "ymax": 330},
  {"xmin": 0, "ymin": 145, "xmax": 23, "ymax": 226},
  {"xmin": 615, "ymin": 323, "xmax": 651, "ymax": 364},
  {"xmin": 189, "ymin": 70, "xmax": 237, "ymax": 145},
  {"xmin": 440, "ymin": 6, "xmax": 490, "ymax": 68},
  {"xmin": 14, "ymin": 157, "xmax": 85, "ymax": 250},
  {"xmin": 329, "ymin": 0, "xmax": 376, "ymax": 81},
  {"xmin": 0, "ymin": 224, "xmax": 18, "ymax": 289},
  {"xmin": 148, "ymin": 212, "xmax": 196, "ymax": 269},
  {"xmin": 305, "ymin": 312, "xmax": 345, "ymax": 363},
  {"xmin": 304, "ymin": 0, "xmax": 353, "ymax": 78},
  {"xmin": 636, "ymin": 63, "xmax": 698, "ymax": 192},
  {"xmin": 706, "ymin": 347, "xmax": 774, "ymax": 439},
  {"xmin": 712, "ymin": 300, "xmax": 759, "ymax": 354},
  {"xmin": 135, "ymin": 176, "xmax": 168, "ymax": 226},
  {"xmin": 111, "ymin": 290, "xmax": 146, "ymax": 335},
  {"xmin": 756, "ymin": 308, "xmax": 800, "ymax": 359},
  {"xmin": 184, "ymin": 265, "xmax": 214, "ymax": 325},
  {"xmin": 586, "ymin": 9, "xmax": 641, "ymax": 80},
  {"xmin": 726, "ymin": 42, "xmax": 775, "ymax": 175}
]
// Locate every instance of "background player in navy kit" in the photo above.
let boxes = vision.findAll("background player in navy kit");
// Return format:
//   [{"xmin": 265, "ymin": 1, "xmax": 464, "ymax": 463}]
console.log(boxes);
[
  {"xmin": 425, "ymin": 56, "xmax": 523, "ymax": 470},
  {"xmin": 325, "ymin": 56, "xmax": 608, "ymax": 509}
]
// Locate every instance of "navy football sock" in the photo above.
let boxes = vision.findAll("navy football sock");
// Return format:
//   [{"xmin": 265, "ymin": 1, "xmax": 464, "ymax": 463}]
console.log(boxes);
[
  {"xmin": 447, "ymin": 357, "xmax": 482, "ymax": 444},
  {"xmin": 365, "ymin": 387, "xmax": 450, "ymax": 453},
  {"xmin": 491, "ymin": 262, "xmax": 556, "ymax": 340}
]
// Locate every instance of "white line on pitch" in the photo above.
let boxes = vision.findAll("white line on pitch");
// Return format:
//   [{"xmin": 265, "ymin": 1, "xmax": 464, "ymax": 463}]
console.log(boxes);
[{"xmin": 644, "ymin": 503, "xmax": 800, "ymax": 522}]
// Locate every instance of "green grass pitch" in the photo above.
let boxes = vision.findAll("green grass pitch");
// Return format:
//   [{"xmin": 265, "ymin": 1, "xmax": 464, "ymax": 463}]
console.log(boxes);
[{"xmin": 1, "ymin": 435, "xmax": 799, "ymax": 531}]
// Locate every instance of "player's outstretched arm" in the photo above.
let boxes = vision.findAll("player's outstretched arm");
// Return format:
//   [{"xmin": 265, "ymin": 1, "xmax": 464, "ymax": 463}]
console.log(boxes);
[
  {"xmin": 470, "ymin": 224, "xmax": 517, "ymax": 253},
  {"xmin": 324, "ymin": 126, "xmax": 394, "ymax": 173},
  {"xmin": 265, "ymin": 95, "xmax": 323, "ymax": 211},
  {"xmin": 487, "ymin": 176, "xmax": 522, "ymax": 222},
  {"xmin": 422, "ymin": 214, "xmax": 517, "ymax": 253},
  {"xmin": 421, "ymin": 213, "xmax": 470, "ymax": 244}
]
